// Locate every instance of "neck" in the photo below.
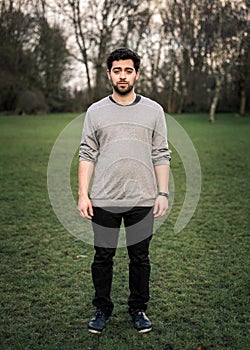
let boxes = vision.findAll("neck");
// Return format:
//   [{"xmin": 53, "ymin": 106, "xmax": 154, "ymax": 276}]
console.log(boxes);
[{"xmin": 112, "ymin": 90, "xmax": 136, "ymax": 105}]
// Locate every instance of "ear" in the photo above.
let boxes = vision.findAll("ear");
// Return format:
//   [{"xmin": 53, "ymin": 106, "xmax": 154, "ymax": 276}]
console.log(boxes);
[
  {"xmin": 107, "ymin": 69, "xmax": 111, "ymax": 80},
  {"xmin": 135, "ymin": 69, "xmax": 140, "ymax": 80}
]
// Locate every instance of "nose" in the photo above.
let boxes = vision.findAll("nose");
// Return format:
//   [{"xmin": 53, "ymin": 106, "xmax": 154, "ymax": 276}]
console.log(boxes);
[{"xmin": 119, "ymin": 71, "xmax": 126, "ymax": 79}]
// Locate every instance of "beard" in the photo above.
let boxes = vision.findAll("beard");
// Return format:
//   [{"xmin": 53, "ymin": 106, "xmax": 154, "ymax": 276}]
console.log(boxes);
[
  {"xmin": 113, "ymin": 84, "xmax": 134, "ymax": 96},
  {"xmin": 110, "ymin": 78, "xmax": 136, "ymax": 96}
]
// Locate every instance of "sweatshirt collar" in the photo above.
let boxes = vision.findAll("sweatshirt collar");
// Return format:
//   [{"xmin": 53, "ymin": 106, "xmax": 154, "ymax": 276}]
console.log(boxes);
[{"xmin": 109, "ymin": 94, "xmax": 141, "ymax": 106}]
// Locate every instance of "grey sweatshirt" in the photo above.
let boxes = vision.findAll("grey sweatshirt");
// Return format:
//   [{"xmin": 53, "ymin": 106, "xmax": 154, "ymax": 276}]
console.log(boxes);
[{"xmin": 79, "ymin": 95, "xmax": 171, "ymax": 207}]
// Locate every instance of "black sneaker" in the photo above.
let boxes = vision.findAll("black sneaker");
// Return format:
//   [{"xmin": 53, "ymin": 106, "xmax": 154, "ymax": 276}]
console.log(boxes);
[
  {"xmin": 88, "ymin": 309, "xmax": 110, "ymax": 334},
  {"xmin": 131, "ymin": 310, "xmax": 152, "ymax": 333}
]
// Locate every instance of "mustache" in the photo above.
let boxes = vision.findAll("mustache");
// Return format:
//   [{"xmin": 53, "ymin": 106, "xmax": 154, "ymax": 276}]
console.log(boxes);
[{"xmin": 118, "ymin": 80, "xmax": 128, "ymax": 83}]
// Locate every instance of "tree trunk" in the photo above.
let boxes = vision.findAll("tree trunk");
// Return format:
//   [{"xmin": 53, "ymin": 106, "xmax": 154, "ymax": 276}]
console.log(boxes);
[
  {"xmin": 177, "ymin": 49, "xmax": 189, "ymax": 114},
  {"xmin": 177, "ymin": 79, "xmax": 187, "ymax": 114},
  {"xmin": 177, "ymin": 93, "xmax": 185, "ymax": 114},
  {"xmin": 94, "ymin": 32, "xmax": 109, "ymax": 101},
  {"xmin": 209, "ymin": 93, "xmax": 219, "ymax": 122},
  {"xmin": 239, "ymin": 78, "xmax": 246, "ymax": 115},
  {"xmin": 69, "ymin": 0, "xmax": 93, "ymax": 104},
  {"xmin": 167, "ymin": 91, "xmax": 172, "ymax": 113},
  {"xmin": 209, "ymin": 76, "xmax": 222, "ymax": 122},
  {"xmin": 167, "ymin": 88, "xmax": 176, "ymax": 114}
]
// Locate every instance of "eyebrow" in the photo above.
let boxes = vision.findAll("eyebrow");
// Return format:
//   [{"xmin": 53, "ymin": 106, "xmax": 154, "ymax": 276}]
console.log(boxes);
[{"xmin": 112, "ymin": 66, "xmax": 134, "ymax": 70}]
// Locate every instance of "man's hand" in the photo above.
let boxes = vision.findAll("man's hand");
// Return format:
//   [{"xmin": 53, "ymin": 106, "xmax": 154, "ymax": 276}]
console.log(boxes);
[
  {"xmin": 78, "ymin": 161, "xmax": 95, "ymax": 220},
  {"xmin": 78, "ymin": 195, "xmax": 94, "ymax": 220},
  {"xmin": 154, "ymin": 164, "xmax": 170, "ymax": 218},
  {"xmin": 153, "ymin": 195, "xmax": 168, "ymax": 218}
]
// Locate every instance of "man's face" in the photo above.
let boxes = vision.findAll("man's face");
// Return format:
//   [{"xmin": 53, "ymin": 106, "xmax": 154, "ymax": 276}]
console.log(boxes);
[{"xmin": 107, "ymin": 59, "xmax": 140, "ymax": 95}]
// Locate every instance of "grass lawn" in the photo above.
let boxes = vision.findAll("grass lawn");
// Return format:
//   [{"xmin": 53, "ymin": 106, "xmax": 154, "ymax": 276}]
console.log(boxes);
[{"xmin": 0, "ymin": 112, "xmax": 249, "ymax": 350}]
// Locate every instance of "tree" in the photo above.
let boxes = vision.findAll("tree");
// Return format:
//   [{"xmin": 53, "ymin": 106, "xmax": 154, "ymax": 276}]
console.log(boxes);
[
  {"xmin": 57, "ymin": 0, "xmax": 151, "ymax": 103},
  {"xmin": 0, "ymin": 2, "xmax": 39, "ymax": 111},
  {"xmin": 160, "ymin": 0, "xmax": 206, "ymax": 113},
  {"xmin": 34, "ymin": 17, "xmax": 70, "ymax": 111},
  {"xmin": 202, "ymin": 0, "xmax": 248, "ymax": 121},
  {"xmin": 237, "ymin": 30, "xmax": 249, "ymax": 115},
  {"xmin": 0, "ymin": 0, "xmax": 71, "ymax": 113},
  {"xmin": 159, "ymin": 0, "xmax": 249, "ymax": 118}
]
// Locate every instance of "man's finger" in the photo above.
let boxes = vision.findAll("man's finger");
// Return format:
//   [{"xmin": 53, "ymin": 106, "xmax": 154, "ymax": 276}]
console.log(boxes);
[
  {"xmin": 153, "ymin": 203, "xmax": 159, "ymax": 215},
  {"xmin": 154, "ymin": 209, "xmax": 160, "ymax": 218},
  {"xmin": 155, "ymin": 206, "xmax": 168, "ymax": 218},
  {"xmin": 89, "ymin": 203, "xmax": 94, "ymax": 217},
  {"xmin": 79, "ymin": 210, "xmax": 85, "ymax": 218},
  {"xmin": 83, "ymin": 208, "xmax": 93, "ymax": 220}
]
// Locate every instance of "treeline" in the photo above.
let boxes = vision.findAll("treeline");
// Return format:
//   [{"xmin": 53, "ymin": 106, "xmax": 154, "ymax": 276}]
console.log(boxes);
[
  {"xmin": 0, "ymin": 0, "xmax": 249, "ymax": 120},
  {"xmin": 0, "ymin": 1, "xmax": 70, "ymax": 114}
]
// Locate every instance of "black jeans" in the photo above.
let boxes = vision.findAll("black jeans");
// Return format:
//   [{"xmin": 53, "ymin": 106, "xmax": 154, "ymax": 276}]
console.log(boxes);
[{"xmin": 91, "ymin": 206, "xmax": 154, "ymax": 315}]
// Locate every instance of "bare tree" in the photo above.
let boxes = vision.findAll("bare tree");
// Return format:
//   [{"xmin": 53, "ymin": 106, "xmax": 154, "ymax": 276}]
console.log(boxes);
[
  {"xmin": 0, "ymin": 0, "xmax": 39, "ymax": 111},
  {"xmin": 54, "ymin": 0, "xmax": 151, "ymax": 103},
  {"xmin": 202, "ymin": 0, "xmax": 248, "ymax": 121},
  {"xmin": 0, "ymin": 0, "xmax": 71, "ymax": 113},
  {"xmin": 237, "ymin": 29, "xmax": 249, "ymax": 115},
  {"xmin": 159, "ymin": 0, "xmax": 248, "ymax": 118},
  {"xmin": 160, "ymin": 0, "xmax": 207, "ymax": 113}
]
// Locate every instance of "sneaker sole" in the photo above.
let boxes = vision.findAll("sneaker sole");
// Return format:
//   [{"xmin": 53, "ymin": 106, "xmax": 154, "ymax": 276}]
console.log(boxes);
[
  {"xmin": 88, "ymin": 318, "xmax": 109, "ymax": 335},
  {"xmin": 88, "ymin": 328, "xmax": 102, "ymax": 335},
  {"xmin": 138, "ymin": 327, "xmax": 152, "ymax": 334}
]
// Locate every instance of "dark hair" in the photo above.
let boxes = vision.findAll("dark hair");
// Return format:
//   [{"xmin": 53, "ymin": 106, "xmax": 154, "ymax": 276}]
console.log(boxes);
[{"xmin": 106, "ymin": 48, "xmax": 141, "ymax": 72}]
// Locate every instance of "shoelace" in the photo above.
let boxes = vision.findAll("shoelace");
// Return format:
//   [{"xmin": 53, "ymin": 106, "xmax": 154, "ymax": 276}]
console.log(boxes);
[
  {"xmin": 95, "ymin": 310, "xmax": 103, "ymax": 318},
  {"xmin": 135, "ymin": 310, "xmax": 145, "ymax": 316}
]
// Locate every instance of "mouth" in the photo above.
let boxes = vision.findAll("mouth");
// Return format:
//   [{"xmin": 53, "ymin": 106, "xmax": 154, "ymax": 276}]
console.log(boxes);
[{"xmin": 118, "ymin": 82, "xmax": 128, "ymax": 86}]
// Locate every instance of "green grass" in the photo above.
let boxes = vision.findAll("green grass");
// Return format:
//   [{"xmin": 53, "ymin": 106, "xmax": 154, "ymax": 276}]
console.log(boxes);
[{"xmin": 0, "ymin": 113, "xmax": 249, "ymax": 350}]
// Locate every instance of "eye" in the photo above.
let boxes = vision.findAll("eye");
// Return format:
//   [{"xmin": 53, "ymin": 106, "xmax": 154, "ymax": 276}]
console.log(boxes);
[{"xmin": 113, "ymin": 69, "xmax": 120, "ymax": 74}]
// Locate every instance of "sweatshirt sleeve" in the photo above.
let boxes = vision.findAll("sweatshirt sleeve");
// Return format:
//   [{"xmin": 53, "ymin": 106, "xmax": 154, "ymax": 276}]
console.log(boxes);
[
  {"xmin": 152, "ymin": 110, "xmax": 171, "ymax": 166},
  {"xmin": 79, "ymin": 111, "xmax": 99, "ymax": 163}
]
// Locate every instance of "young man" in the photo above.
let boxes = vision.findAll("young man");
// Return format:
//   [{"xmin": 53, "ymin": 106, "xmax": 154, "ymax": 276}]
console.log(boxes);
[{"xmin": 78, "ymin": 48, "xmax": 171, "ymax": 334}]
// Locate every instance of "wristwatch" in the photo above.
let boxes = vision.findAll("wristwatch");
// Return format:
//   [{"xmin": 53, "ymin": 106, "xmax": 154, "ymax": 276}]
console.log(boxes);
[{"xmin": 158, "ymin": 192, "xmax": 169, "ymax": 198}]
